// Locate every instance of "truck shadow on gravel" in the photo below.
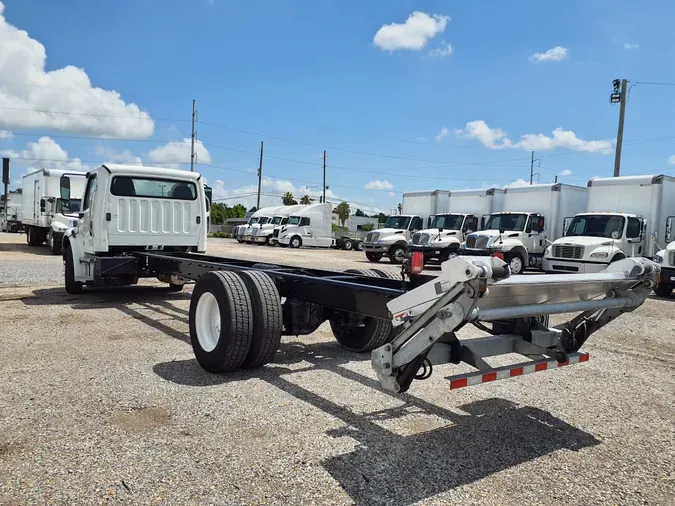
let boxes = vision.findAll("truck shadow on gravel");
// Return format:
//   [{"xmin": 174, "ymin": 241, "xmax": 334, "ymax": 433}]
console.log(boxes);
[
  {"xmin": 0, "ymin": 242, "xmax": 54, "ymax": 256},
  {"xmin": 154, "ymin": 341, "xmax": 600, "ymax": 506}
]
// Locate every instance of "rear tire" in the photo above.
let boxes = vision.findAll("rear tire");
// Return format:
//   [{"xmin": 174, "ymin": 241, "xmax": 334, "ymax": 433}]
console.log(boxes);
[
  {"xmin": 27, "ymin": 227, "xmax": 40, "ymax": 246},
  {"xmin": 289, "ymin": 236, "xmax": 302, "ymax": 249},
  {"xmin": 355, "ymin": 241, "xmax": 364, "ymax": 251},
  {"xmin": 342, "ymin": 239, "xmax": 353, "ymax": 251},
  {"xmin": 654, "ymin": 283, "xmax": 673, "ymax": 297},
  {"xmin": 189, "ymin": 271, "xmax": 253, "ymax": 373},
  {"xmin": 330, "ymin": 269, "xmax": 395, "ymax": 352},
  {"xmin": 50, "ymin": 233, "xmax": 62, "ymax": 255},
  {"xmin": 365, "ymin": 252, "xmax": 382, "ymax": 263},
  {"xmin": 64, "ymin": 245, "xmax": 83, "ymax": 294},
  {"xmin": 167, "ymin": 283, "xmax": 184, "ymax": 292},
  {"xmin": 506, "ymin": 252, "xmax": 525, "ymax": 275},
  {"xmin": 238, "ymin": 270, "xmax": 282, "ymax": 368}
]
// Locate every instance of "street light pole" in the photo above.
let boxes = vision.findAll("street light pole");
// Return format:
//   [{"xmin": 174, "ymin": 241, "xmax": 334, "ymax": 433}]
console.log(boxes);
[{"xmin": 610, "ymin": 79, "xmax": 628, "ymax": 177}]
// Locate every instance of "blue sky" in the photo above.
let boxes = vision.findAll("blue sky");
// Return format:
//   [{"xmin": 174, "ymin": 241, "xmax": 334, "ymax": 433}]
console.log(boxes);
[{"xmin": 1, "ymin": 0, "xmax": 675, "ymax": 214}]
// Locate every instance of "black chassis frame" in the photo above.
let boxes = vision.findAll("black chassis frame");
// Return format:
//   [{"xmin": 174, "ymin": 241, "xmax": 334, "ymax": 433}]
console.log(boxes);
[{"xmin": 133, "ymin": 251, "xmax": 433, "ymax": 321}]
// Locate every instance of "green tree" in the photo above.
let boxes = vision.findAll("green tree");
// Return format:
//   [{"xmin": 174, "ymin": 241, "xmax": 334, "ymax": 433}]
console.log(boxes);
[
  {"xmin": 360, "ymin": 223, "xmax": 375, "ymax": 232},
  {"xmin": 300, "ymin": 195, "xmax": 312, "ymax": 204},
  {"xmin": 397, "ymin": 203, "xmax": 402, "ymax": 215},
  {"xmin": 335, "ymin": 201, "xmax": 350, "ymax": 227},
  {"xmin": 231, "ymin": 204, "xmax": 246, "ymax": 218},
  {"xmin": 282, "ymin": 192, "xmax": 297, "ymax": 205},
  {"xmin": 354, "ymin": 208, "xmax": 365, "ymax": 217}
]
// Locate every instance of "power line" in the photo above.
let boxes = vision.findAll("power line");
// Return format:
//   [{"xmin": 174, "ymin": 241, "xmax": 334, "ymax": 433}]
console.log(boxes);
[
  {"xmin": 7, "ymin": 131, "xmax": 182, "ymax": 144},
  {"xmin": 634, "ymin": 81, "xmax": 675, "ymax": 87},
  {"xmin": 0, "ymin": 105, "xmax": 186, "ymax": 122}
]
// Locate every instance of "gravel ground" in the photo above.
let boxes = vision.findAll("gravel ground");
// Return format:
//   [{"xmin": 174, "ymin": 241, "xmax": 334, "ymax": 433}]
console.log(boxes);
[{"xmin": 0, "ymin": 234, "xmax": 674, "ymax": 505}]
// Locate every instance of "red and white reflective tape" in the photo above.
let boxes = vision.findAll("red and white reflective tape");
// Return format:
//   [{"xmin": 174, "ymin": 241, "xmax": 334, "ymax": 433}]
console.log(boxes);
[{"xmin": 449, "ymin": 352, "xmax": 590, "ymax": 390}]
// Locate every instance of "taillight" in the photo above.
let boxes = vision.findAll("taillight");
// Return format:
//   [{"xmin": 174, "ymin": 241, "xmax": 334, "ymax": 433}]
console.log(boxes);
[
  {"xmin": 492, "ymin": 251, "xmax": 504, "ymax": 261},
  {"xmin": 410, "ymin": 251, "xmax": 424, "ymax": 274}
]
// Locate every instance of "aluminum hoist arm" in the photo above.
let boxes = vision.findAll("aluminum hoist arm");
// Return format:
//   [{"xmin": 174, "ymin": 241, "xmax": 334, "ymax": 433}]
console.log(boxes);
[{"xmin": 372, "ymin": 256, "xmax": 659, "ymax": 393}]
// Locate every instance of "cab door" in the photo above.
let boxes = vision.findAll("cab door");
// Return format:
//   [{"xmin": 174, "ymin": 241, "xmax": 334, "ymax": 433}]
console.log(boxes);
[
  {"xmin": 625, "ymin": 217, "xmax": 644, "ymax": 257},
  {"xmin": 525, "ymin": 214, "xmax": 546, "ymax": 254},
  {"xmin": 79, "ymin": 173, "xmax": 98, "ymax": 253}
]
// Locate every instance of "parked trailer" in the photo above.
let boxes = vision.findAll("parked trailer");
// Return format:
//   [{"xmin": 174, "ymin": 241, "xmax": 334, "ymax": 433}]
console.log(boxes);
[{"xmin": 62, "ymin": 164, "xmax": 657, "ymax": 394}]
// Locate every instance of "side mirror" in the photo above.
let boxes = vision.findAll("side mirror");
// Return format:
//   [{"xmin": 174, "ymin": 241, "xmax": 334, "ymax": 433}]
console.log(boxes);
[
  {"xmin": 499, "ymin": 227, "xmax": 505, "ymax": 235},
  {"xmin": 666, "ymin": 216, "xmax": 674, "ymax": 243},
  {"xmin": 60, "ymin": 175, "xmax": 71, "ymax": 200},
  {"xmin": 40, "ymin": 198, "xmax": 46, "ymax": 213}
]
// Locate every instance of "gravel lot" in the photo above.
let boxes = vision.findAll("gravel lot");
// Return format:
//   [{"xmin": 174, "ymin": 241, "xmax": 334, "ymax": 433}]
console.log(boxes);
[{"xmin": 0, "ymin": 233, "xmax": 674, "ymax": 505}]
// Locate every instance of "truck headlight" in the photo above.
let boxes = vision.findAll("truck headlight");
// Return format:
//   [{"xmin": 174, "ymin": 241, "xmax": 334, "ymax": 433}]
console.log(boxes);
[
  {"xmin": 654, "ymin": 254, "xmax": 663, "ymax": 264},
  {"xmin": 590, "ymin": 252, "xmax": 609, "ymax": 259}
]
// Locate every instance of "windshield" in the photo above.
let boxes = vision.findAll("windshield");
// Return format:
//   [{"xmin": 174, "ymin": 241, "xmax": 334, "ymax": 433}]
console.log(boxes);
[
  {"xmin": 280, "ymin": 217, "xmax": 289, "ymax": 225},
  {"xmin": 58, "ymin": 198, "xmax": 81, "ymax": 214},
  {"xmin": 384, "ymin": 216, "xmax": 411, "ymax": 229},
  {"xmin": 248, "ymin": 217, "xmax": 260, "ymax": 225},
  {"xmin": 288, "ymin": 216, "xmax": 300, "ymax": 225},
  {"xmin": 485, "ymin": 213, "xmax": 528, "ymax": 231},
  {"xmin": 430, "ymin": 214, "xmax": 464, "ymax": 230},
  {"xmin": 566, "ymin": 215, "xmax": 625, "ymax": 238},
  {"xmin": 271, "ymin": 216, "xmax": 283, "ymax": 225},
  {"xmin": 258, "ymin": 217, "xmax": 270, "ymax": 225}
]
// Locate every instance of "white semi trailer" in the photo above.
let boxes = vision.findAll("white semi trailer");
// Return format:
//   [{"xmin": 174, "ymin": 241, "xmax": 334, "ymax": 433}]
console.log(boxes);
[
  {"xmin": 410, "ymin": 188, "xmax": 505, "ymax": 264},
  {"xmin": 60, "ymin": 162, "xmax": 657, "ymax": 395},
  {"xmin": 461, "ymin": 183, "xmax": 587, "ymax": 274},
  {"xmin": 363, "ymin": 190, "xmax": 449, "ymax": 264},
  {"xmin": 22, "ymin": 168, "xmax": 87, "ymax": 254},
  {"xmin": 544, "ymin": 175, "xmax": 675, "ymax": 275}
]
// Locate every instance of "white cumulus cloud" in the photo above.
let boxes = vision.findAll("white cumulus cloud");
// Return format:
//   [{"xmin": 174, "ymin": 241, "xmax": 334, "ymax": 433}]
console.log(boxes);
[
  {"xmin": 1, "ymin": 137, "xmax": 87, "ymax": 185},
  {"xmin": 0, "ymin": 130, "xmax": 12, "ymax": 139},
  {"xmin": 94, "ymin": 145, "xmax": 142, "ymax": 165},
  {"xmin": 147, "ymin": 138, "xmax": 212, "ymax": 165},
  {"xmin": 364, "ymin": 180, "xmax": 394, "ymax": 190},
  {"xmin": 373, "ymin": 11, "xmax": 449, "ymax": 51},
  {"xmin": 558, "ymin": 169, "xmax": 573, "ymax": 176},
  {"xmin": 505, "ymin": 179, "xmax": 530, "ymax": 188},
  {"xmin": 429, "ymin": 42, "xmax": 453, "ymax": 57},
  {"xmin": 435, "ymin": 126, "xmax": 449, "ymax": 142},
  {"xmin": 0, "ymin": 2, "xmax": 153, "ymax": 139},
  {"xmin": 668, "ymin": 155, "xmax": 675, "ymax": 165},
  {"xmin": 530, "ymin": 46, "xmax": 568, "ymax": 63},
  {"xmin": 456, "ymin": 120, "xmax": 613, "ymax": 154}
]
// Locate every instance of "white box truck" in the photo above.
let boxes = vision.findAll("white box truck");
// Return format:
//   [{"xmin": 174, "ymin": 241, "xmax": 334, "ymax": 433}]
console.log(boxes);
[
  {"xmin": 544, "ymin": 175, "xmax": 675, "ymax": 277},
  {"xmin": 277, "ymin": 203, "xmax": 335, "ymax": 248},
  {"xmin": 461, "ymin": 183, "xmax": 587, "ymax": 274},
  {"xmin": 362, "ymin": 190, "xmax": 449, "ymax": 264},
  {"xmin": 410, "ymin": 188, "xmax": 505, "ymax": 264},
  {"xmin": 22, "ymin": 168, "xmax": 87, "ymax": 254}
]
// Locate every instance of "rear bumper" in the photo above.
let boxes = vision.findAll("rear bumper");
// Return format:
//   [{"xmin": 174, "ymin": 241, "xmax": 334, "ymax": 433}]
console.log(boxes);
[{"xmin": 542, "ymin": 258, "xmax": 608, "ymax": 274}]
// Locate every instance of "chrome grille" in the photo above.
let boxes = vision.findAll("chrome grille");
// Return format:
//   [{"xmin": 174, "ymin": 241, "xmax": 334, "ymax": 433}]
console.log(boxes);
[
  {"xmin": 552, "ymin": 244, "xmax": 584, "ymax": 259},
  {"xmin": 412, "ymin": 232, "xmax": 421, "ymax": 245},
  {"xmin": 251, "ymin": 228, "xmax": 259, "ymax": 236},
  {"xmin": 411, "ymin": 233, "xmax": 430, "ymax": 245},
  {"xmin": 273, "ymin": 229, "xmax": 279, "ymax": 238},
  {"xmin": 466, "ymin": 235, "xmax": 476, "ymax": 249},
  {"xmin": 466, "ymin": 235, "xmax": 489, "ymax": 249},
  {"xmin": 670, "ymin": 251, "xmax": 675, "ymax": 266},
  {"xmin": 366, "ymin": 232, "xmax": 380, "ymax": 243}
]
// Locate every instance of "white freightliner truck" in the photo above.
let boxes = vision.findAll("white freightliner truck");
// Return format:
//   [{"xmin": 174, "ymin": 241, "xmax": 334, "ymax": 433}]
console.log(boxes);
[
  {"xmin": 363, "ymin": 190, "xmax": 449, "ymax": 264},
  {"xmin": 653, "ymin": 223, "xmax": 675, "ymax": 297},
  {"xmin": 543, "ymin": 175, "xmax": 675, "ymax": 278},
  {"xmin": 61, "ymin": 162, "xmax": 657, "ymax": 395},
  {"xmin": 22, "ymin": 168, "xmax": 87, "ymax": 254},
  {"xmin": 410, "ymin": 188, "xmax": 505, "ymax": 264},
  {"xmin": 461, "ymin": 183, "xmax": 587, "ymax": 274},
  {"xmin": 277, "ymin": 203, "xmax": 335, "ymax": 248},
  {"xmin": 234, "ymin": 212, "xmax": 263, "ymax": 242},
  {"xmin": 251, "ymin": 205, "xmax": 303, "ymax": 245}
]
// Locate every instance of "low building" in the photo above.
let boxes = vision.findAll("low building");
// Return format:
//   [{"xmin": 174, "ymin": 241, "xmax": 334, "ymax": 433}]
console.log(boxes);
[{"xmin": 331, "ymin": 214, "xmax": 378, "ymax": 232}]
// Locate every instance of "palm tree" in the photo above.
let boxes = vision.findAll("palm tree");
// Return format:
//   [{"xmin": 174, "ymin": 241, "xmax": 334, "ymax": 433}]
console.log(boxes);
[
  {"xmin": 336, "ymin": 201, "xmax": 350, "ymax": 227},
  {"xmin": 300, "ymin": 195, "xmax": 312, "ymax": 205},
  {"xmin": 282, "ymin": 192, "xmax": 297, "ymax": 205},
  {"xmin": 397, "ymin": 203, "xmax": 402, "ymax": 215}
]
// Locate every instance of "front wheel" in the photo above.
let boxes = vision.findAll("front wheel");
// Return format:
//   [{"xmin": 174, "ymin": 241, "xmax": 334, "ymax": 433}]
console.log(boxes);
[
  {"xmin": 365, "ymin": 252, "xmax": 382, "ymax": 262},
  {"xmin": 355, "ymin": 241, "xmax": 364, "ymax": 252},
  {"xmin": 506, "ymin": 252, "xmax": 525, "ymax": 275},
  {"xmin": 49, "ymin": 233, "xmax": 62, "ymax": 255},
  {"xmin": 388, "ymin": 245, "xmax": 407, "ymax": 264},
  {"xmin": 289, "ymin": 236, "xmax": 302, "ymax": 249},
  {"xmin": 64, "ymin": 245, "xmax": 83, "ymax": 294},
  {"xmin": 654, "ymin": 283, "xmax": 673, "ymax": 297}
]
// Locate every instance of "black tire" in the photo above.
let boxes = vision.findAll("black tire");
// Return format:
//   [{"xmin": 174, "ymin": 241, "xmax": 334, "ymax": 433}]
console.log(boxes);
[
  {"xmin": 27, "ymin": 227, "xmax": 40, "ymax": 246},
  {"xmin": 370, "ymin": 268, "xmax": 401, "ymax": 280},
  {"xmin": 365, "ymin": 252, "xmax": 382, "ymax": 263},
  {"xmin": 654, "ymin": 283, "xmax": 673, "ymax": 297},
  {"xmin": 330, "ymin": 269, "xmax": 394, "ymax": 352},
  {"xmin": 238, "ymin": 270, "xmax": 282, "ymax": 368},
  {"xmin": 265, "ymin": 235, "xmax": 273, "ymax": 246},
  {"xmin": 440, "ymin": 249, "xmax": 458, "ymax": 263},
  {"xmin": 342, "ymin": 239, "xmax": 353, "ymax": 251},
  {"xmin": 289, "ymin": 236, "xmax": 302, "ymax": 249},
  {"xmin": 64, "ymin": 245, "xmax": 83, "ymax": 294},
  {"xmin": 388, "ymin": 244, "xmax": 407, "ymax": 264},
  {"xmin": 355, "ymin": 241, "xmax": 364, "ymax": 252},
  {"xmin": 189, "ymin": 271, "xmax": 253, "ymax": 373},
  {"xmin": 50, "ymin": 233, "xmax": 62, "ymax": 255},
  {"xmin": 506, "ymin": 252, "xmax": 525, "ymax": 275},
  {"xmin": 167, "ymin": 283, "xmax": 184, "ymax": 292}
]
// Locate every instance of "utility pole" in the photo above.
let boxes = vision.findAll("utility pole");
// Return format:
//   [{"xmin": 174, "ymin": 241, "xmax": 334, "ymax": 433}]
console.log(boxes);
[
  {"xmin": 256, "ymin": 141, "xmax": 264, "ymax": 209},
  {"xmin": 2, "ymin": 158, "xmax": 9, "ymax": 231},
  {"xmin": 610, "ymin": 79, "xmax": 628, "ymax": 177},
  {"xmin": 322, "ymin": 150, "xmax": 327, "ymax": 204},
  {"xmin": 529, "ymin": 151, "xmax": 540, "ymax": 185},
  {"xmin": 190, "ymin": 99, "xmax": 197, "ymax": 172}
]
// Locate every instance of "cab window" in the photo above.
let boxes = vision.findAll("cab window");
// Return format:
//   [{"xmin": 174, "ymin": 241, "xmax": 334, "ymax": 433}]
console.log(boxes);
[{"xmin": 82, "ymin": 175, "xmax": 98, "ymax": 211}]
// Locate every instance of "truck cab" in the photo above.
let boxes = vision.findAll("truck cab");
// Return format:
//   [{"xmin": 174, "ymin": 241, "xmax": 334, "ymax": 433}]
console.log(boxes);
[
  {"xmin": 277, "ymin": 203, "xmax": 334, "ymax": 248},
  {"xmin": 409, "ymin": 213, "xmax": 479, "ymax": 263},
  {"xmin": 363, "ymin": 214, "xmax": 424, "ymax": 264},
  {"xmin": 543, "ymin": 213, "xmax": 645, "ymax": 274},
  {"xmin": 651, "ymin": 216, "xmax": 675, "ymax": 297},
  {"xmin": 461, "ymin": 212, "xmax": 546, "ymax": 274},
  {"xmin": 62, "ymin": 164, "xmax": 207, "ymax": 293}
]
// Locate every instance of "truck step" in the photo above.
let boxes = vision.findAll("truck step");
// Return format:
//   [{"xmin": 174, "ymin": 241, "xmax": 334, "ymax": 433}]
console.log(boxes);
[{"xmin": 448, "ymin": 352, "xmax": 590, "ymax": 390}]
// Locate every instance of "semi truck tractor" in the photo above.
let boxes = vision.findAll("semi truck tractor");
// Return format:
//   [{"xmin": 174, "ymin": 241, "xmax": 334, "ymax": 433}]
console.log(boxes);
[
  {"xmin": 277, "ymin": 203, "xmax": 335, "ymax": 248},
  {"xmin": 252, "ymin": 205, "xmax": 303, "ymax": 245},
  {"xmin": 60, "ymin": 162, "xmax": 657, "ymax": 396},
  {"xmin": 544, "ymin": 175, "xmax": 675, "ymax": 276},
  {"xmin": 22, "ymin": 168, "xmax": 87, "ymax": 254},
  {"xmin": 653, "ymin": 220, "xmax": 675, "ymax": 296},
  {"xmin": 410, "ymin": 188, "xmax": 505, "ymax": 264},
  {"xmin": 363, "ymin": 190, "xmax": 449, "ymax": 264},
  {"xmin": 461, "ymin": 183, "xmax": 587, "ymax": 274}
]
